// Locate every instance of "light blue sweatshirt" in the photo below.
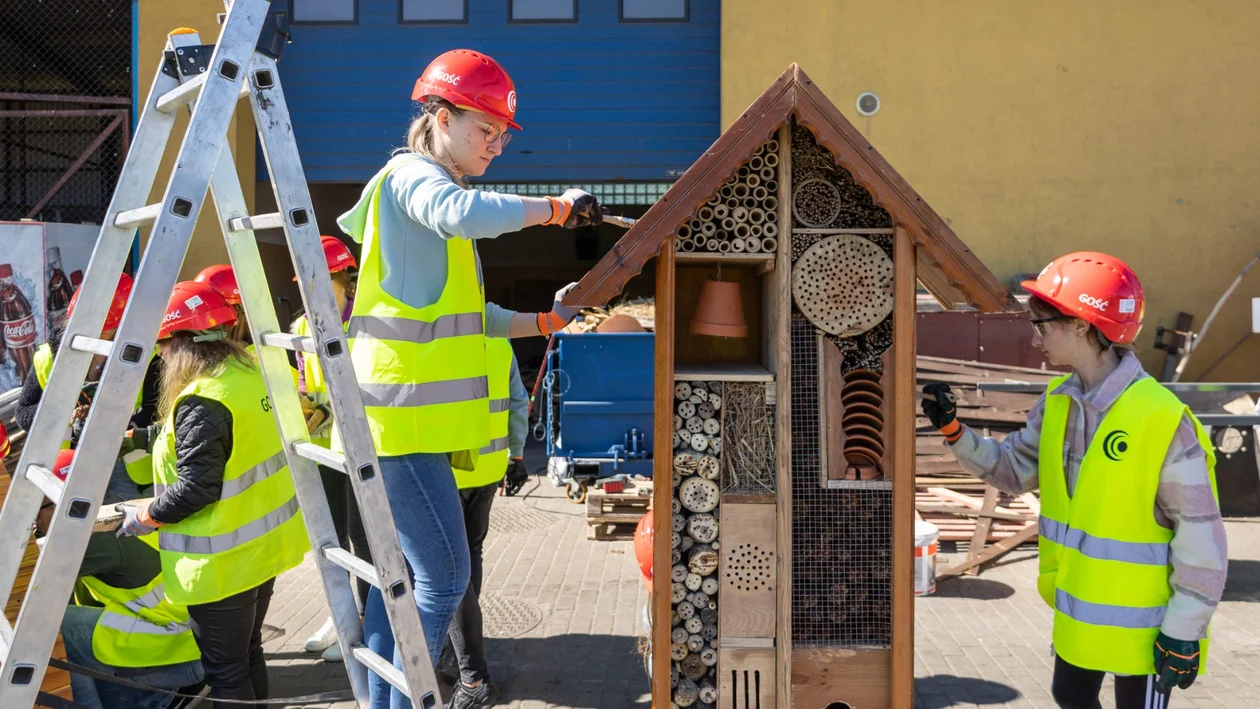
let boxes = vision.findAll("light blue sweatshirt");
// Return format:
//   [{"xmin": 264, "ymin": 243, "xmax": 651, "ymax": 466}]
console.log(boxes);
[
  {"xmin": 336, "ymin": 153, "xmax": 526, "ymax": 337},
  {"xmin": 505, "ymin": 351, "xmax": 528, "ymax": 458}
]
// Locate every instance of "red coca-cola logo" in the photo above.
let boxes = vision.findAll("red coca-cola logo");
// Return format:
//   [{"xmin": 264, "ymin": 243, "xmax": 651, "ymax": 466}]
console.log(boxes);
[{"xmin": 2, "ymin": 316, "xmax": 36, "ymax": 347}]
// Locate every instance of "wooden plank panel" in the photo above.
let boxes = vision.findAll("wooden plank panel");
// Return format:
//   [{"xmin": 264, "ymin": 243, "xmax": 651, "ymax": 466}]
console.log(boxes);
[
  {"xmin": 774, "ymin": 122, "xmax": 794, "ymax": 709},
  {"xmin": 890, "ymin": 227, "xmax": 916, "ymax": 709},
  {"xmin": 652, "ymin": 243, "xmax": 676, "ymax": 707},
  {"xmin": 791, "ymin": 648, "xmax": 890, "ymax": 709},
  {"xmin": 719, "ymin": 503, "xmax": 778, "ymax": 640},
  {"xmin": 720, "ymin": 647, "xmax": 776, "ymax": 709}
]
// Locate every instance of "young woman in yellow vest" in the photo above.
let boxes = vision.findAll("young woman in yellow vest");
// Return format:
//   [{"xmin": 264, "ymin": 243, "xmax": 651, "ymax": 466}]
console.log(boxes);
[
  {"xmin": 335, "ymin": 49, "xmax": 597, "ymax": 708},
  {"xmin": 292, "ymin": 235, "xmax": 375, "ymax": 664},
  {"xmin": 439, "ymin": 337, "xmax": 528, "ymax": 708},
  {"xmin": 116, "ymin": 281, "xmax": 308, "ymax": 707},
  {"xmin": 922, "ymin": 252, "xmax": 1226, "ymax": 709},
  {"xmin": 42, "ymin": 450, "xmax": 204, "ymax": 709},
  {"xmin": 16, "ymin": 272, "xmax": 161, "ymax": 501}
]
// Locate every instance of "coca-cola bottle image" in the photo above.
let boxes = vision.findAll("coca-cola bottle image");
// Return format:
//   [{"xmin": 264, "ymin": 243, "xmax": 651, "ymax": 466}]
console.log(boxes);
[
  {"xmin": 46, "ymin": 248, "xmax": 73, "ymax": 332},
  {"xmin": 70, "ymin": 270, "xmax": 83, "ymax": 288},
  {"xmin": 0, "ymin": 264, "xmax": 38, "ymax": 383}
]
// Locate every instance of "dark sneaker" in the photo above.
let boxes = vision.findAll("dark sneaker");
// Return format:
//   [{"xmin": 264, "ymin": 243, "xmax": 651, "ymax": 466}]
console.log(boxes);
[{"xmin": 445, "ymin": 680, "xmax": 498, "ymax": 709}]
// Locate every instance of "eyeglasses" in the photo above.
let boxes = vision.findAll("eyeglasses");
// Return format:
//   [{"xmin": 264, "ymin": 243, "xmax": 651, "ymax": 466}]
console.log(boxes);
[
  {"xmin": 1030, "ymin": 315, "xmax": 1069, "ymax": 337},
  {"xmin": 458, "ymin": 112, "xmax": 512, "ymax": 148}
]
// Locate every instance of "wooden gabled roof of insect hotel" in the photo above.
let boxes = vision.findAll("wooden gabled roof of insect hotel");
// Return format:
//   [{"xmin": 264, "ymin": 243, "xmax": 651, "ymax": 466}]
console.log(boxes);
[{"xmin": 562, "ymin": 64, "xmax": 1019, "ymax": 313}]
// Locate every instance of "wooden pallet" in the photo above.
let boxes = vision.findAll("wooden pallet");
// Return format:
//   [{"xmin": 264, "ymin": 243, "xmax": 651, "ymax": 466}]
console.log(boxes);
[{"xmin": 586, "ymin": 486, "xmax": 652, "ymax": 541}]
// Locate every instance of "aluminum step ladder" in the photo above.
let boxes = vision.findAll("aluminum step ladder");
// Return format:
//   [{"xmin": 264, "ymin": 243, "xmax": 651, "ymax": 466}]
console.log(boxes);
[{"xmin": 0, "ymin": 2, "xmax": 439, "ymax": 706}]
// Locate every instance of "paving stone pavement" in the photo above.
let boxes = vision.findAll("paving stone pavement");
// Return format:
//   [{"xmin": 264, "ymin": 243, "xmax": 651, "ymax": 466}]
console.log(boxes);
[
  {"xmin": 915, "ymin": 519, "xmax": 1260, "ymax": 709},
  {"xmin": 261, "ymin": 469, "xmax": 652, "ymax": 709}
]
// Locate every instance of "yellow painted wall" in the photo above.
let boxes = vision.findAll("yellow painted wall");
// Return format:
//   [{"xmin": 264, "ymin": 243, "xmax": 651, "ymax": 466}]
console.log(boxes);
[
  {"xmin": 136, "ymin": 0, "xmax": 255, "ymax": 280},
  {"xmin": 724, "ymin": 0, "xmax": 1260, "ymax": 381}
]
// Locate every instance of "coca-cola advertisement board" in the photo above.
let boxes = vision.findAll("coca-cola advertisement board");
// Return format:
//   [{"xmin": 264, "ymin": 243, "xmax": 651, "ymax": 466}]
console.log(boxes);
[
  {"xmin": 0, "ymin": 222, "xmax": 48, "ymax": 392},
  {"xmin": 44, "ymin": 223, "xmax": 99, "ymax": 331}
]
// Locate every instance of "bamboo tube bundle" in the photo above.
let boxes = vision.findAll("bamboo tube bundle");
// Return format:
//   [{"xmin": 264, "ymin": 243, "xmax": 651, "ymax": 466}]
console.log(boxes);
[{"xmin": 673, "ymin": 132, "xmax": 785, "ymax": 254}]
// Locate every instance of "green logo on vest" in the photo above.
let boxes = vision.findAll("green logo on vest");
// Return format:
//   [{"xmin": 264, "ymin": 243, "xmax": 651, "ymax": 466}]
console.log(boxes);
[{"xmin": 1102, "ymin": 430, "xmax": 1129, "ymax": 461}]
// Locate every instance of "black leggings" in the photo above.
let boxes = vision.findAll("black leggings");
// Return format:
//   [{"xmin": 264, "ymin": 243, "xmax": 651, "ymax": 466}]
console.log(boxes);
[
  {"xmin": 320, "ymin": 464, "xmax": 373, "ymax": 608},
  {"xmin": 186, "ymin": 578, "xmax": 276, "ymax": 709},
  {"xmin": 1051, "ymin": 655, "xmax": 1171, "ymax": 709}
]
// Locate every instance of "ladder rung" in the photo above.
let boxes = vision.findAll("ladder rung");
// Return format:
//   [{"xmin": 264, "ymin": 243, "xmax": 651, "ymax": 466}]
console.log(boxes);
[
  {"xmin": 25, "ymin": 465, "xmax": 65, "ymax": 505},
  {"xmin": 351, "ymin": 646, "xmax": 414, "ymax": 701},
  {"xmin": 293, "ymin": 442, "xmax": 347, "ymax": 473},
  {"xmin": 70, "ymin": 335, "xmax": 114, "ymax": 357},
  {"xmin": 261, "ymin": 332, "xmax": 316, "ymax": 353},
  {"xmin": 114, "ymin": 203, "xmax": 162, "ymax": 229},
  {"xmin": 323, "ymin": 547, "xmax": 380, "ymax": 589},
  {"xmin": 228, "ymin": 212, "xmax": 283, "ymax": 232},
  {"xmin": 156, "ymin": 74, "xmax": 208, "ymax": 113}
]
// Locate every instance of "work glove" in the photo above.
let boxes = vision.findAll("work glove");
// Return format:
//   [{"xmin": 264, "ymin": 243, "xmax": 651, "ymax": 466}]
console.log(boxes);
[
  {"xmin": 544, "ymin": 189, "xmax": 605, "ymax": 229},
  {"xmin": 921, "ymin": 382, "xmax": 963, "ymax": 443},
  {"xmin": 503, "ymin": 457, "xmax": 529, "ymax": 496},
  {"xmin": 537, "ymin": 282, "xmax": 582, "ymax": 335},
  {"xmin": 1154, "ymin": 632, "xmax": 1201, "ymax": 692},
  {"xmin": 116, "ymin": 503, "xmax": 160, "ymax": 537}
]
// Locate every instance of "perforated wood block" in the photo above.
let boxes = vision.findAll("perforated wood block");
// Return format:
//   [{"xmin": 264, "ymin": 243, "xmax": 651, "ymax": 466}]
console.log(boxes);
[
  {"xmin": 718, "ymin": 646, "xmax": 775, "ymax": 709},
  {"xmin": 718, "ymin": 502, "xmax": 776, "ymax": 640}
]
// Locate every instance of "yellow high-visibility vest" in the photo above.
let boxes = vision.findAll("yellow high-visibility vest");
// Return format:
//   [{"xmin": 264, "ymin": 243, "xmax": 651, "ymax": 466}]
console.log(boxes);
[
  {"xmin": 152, "ymin": 359, "xmax": 309, "ymax": 605},
  {"xmin": 336, "ymin": 165, "xmax": 488, "ymax": 462},
  {"xmin": 456, "ymin": 338, "xmax": 514, "ymax": 489},
  {"xmin": 1038, "ymin": 375, "xmax": 1217, "ymax": 675}
]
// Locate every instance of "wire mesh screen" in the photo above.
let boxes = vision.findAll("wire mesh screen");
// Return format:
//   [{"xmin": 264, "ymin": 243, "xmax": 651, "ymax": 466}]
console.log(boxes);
[
  {"xmin": 719, "ymin": 382, "xmax": 776, "ymax": 495},
  {"xmin": 790, "ymin": 314, "xmax": 893, "ymax": 648},
  {"xmin": 0, "ymin": 0, "xmax": 132, "ymax": 222}
]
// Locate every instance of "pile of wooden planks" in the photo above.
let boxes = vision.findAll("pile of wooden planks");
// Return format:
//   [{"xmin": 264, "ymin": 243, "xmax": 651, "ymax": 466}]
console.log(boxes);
[
  {"xmin": 586, "ymin": 484, "xmax": 652, "ymax": 541},
  {"xmin": 914, "ymin": 356, "xmax": 1055, "ymax": 575}
]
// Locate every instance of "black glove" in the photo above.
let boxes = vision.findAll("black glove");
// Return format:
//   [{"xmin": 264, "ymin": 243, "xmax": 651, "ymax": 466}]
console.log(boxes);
[
  {"xmin": 1154, "ymin": 632, "xmax": 1201, "ymax": 692},
  {"xmin": 556, "ymin": 189, "xmax": 605, "ymax": 229},
  {"xmin": 921, "ymin": 382, "xmax": 957, "ymax": 430},
  {"xmin": 503, "ymin": 458, "xmax": 529, "ymax": 496}
]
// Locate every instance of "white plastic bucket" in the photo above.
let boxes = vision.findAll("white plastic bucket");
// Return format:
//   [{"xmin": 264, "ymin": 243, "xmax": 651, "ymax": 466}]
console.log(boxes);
[{"xmin": 914, "ymin": 520, "xmax": 940, "ymax": 596}]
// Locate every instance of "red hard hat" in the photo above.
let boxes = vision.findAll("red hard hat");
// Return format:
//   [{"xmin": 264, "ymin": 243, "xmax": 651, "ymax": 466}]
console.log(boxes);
[
  {"xmin": 1021, "ymin": 251, "xmax": 1145, "ymax": 345},
  {"xmin": 634, "ymin": 509, "xmax": 654, "ymax": 590},
  {"xmin": 68, "ymin": 272, "xmax": 134, "ymax": 333},
  {"xmin": 412, "ymin": 49, "xmax": 521, "ymax": 130},
  {"xmin": 193, "ymin": 264, "xmax": 241, "ymax": 306},
  {"xmin": 52, "ymin": 449, "xmax": 74, "ymax": 482},
  {"xmin": 0, "ymin": 420, "xmax": 10, "ymax": 460},
  {"xmin": 294, "ymin": 236, "xmax": 357, "ymax": 282},
  {"xmin": 158, "ymin": 281, "xmax": 238, "ymax": 340}
]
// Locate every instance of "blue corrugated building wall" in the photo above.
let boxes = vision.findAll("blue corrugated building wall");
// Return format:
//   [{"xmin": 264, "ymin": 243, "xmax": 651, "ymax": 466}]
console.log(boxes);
[{"xmin": 276, "ymin": 0, "xmax": 720, "ymax": 183}]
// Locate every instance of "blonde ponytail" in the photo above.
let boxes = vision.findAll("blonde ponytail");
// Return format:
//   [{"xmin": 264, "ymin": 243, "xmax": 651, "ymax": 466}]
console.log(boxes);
[{"xmin": 395, "ymin": 99, "xmax": 466, "ymax": 185}]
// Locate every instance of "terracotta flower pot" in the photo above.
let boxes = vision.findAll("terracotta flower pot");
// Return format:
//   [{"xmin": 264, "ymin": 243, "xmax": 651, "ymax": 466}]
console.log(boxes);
[{"xmin": 690, "ymin": 280, "xmax": 747, "ymax": 338}]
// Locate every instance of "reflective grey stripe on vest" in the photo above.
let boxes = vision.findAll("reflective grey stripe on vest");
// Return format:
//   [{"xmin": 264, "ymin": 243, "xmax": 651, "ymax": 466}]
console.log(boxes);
[
  {"xmin": 480, "ymin": 436, "xmax": 509, "ymax": 456},
  {"xmin": 159, "ymin": 496, "xmax": 300, "ymax": 555},
  {"xmin": 1039, "ymin": 517, "xmax": 1171, "ymax": 566},
  {"xmin": 347, "ymin": 312, "xmax": 483, "ymax": 344},
  {"xmin": 359, "ymin": 376, "xmax": 489, "ymax": 408},
  {"xmin": 98, "ymin": 610, "xmax": 191, "ymax": 636},
  {"xmin": 1055, "ymin": 588, "xmax": 1167, "ymax": 629},
  {"xmin": 122, "ymin": 585, "xmax": 167, "ymax": 615},
  {"xmin": 220, "ymin": 451, "xmax": 288, "ymax": 501},
  {"xmin": 489, "ymin": 397, "xmax": 510, "ymax": 414}
]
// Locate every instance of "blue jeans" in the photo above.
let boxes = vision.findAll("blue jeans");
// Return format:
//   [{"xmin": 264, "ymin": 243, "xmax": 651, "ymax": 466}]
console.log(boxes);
[
  {"xmin": 363, "ymin": 453, "xmax": 470, "ymax": 709},
  {"xmin": 61, "ymin": 605, "xmax": 205, "ymax": 709}
]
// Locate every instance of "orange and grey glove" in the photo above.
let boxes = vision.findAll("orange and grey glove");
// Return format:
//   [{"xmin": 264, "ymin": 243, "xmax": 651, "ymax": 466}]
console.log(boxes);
[
  {"xmin": 117, "ymin": 503, "xmax": 161, "ymax": 537},
  {"xmin": 543, "ymin": 189, "xmax": 605, "ymax": 229},
  {"xmin": 921, "ymin": 382, "xmax": 962, "ymax": 443},
  {"xmin": 537, "ymin": 282, "xmax": 581, "ymax": 335}
]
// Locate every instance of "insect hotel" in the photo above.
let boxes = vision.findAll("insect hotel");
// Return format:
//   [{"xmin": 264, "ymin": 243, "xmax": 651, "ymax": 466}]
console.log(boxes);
[{"xmin": 565, "ymin": 66, "xmax": 1016, "ymax": 709}]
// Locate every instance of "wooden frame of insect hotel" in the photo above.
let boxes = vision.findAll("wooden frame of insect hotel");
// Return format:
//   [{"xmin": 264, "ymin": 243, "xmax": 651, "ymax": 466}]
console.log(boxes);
[{"xmin": 564, "ymin": 65, "xmax": 1018, "ymax": 709}]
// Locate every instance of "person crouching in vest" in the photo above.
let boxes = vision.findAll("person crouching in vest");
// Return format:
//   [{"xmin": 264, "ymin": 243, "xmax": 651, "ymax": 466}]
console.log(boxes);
[
  {"xmin": 334, "ymin": 48, "xmax": 597, "ymax": 708},
  {"xmin": 36, "ymin": 450, "xmax": 203, "ymax": 709},
  {"xmin": 116, "ymin": 281, "xmax": 309, "ymax": 707},
  {"xmin": 17, "ymin": 272, "xmax": 163, "ymax": 502},
  {"xmin": 294, "ymin": 236, "xmax": 375, "ymax": 664},
  {"xmin": 923, "ymin": 252, "xmax": 1226, "ymax": 709}
]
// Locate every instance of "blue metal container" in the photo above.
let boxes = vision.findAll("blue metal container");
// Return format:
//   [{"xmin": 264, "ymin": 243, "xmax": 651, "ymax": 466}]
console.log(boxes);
[{"xmin": 543, "ymin": 332, "xmax": 654, "ymax": 483}]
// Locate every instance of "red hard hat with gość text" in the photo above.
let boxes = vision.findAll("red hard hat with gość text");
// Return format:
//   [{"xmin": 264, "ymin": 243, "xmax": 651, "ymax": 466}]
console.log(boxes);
[
  {"xmin": 158, "ymin": 281, "xmax": 238, "ymax": 340},
  {"xmin": 193, "ymin": 264, "xmax": 241, "ymax": 306},
  {"xmin": 634, "ymin": 509, "xmax": 654, "ymax": 591},
  {"xmin": 412, "ymin": 49, "xmax": 521, "ymax": 130},
  {"xmin": 0, "ymin": 420, "xmax": 10, "ymax": 460},
  {"xmin": 51, "ymin": 448, "xmax": 75, "ymax": 482},
  {"xmin": 68, "ymin": 272, "xmax": 134, "ymax": 333},
  {"xmin": 1021, "ymin": 251, "xmax": 1145, "ymax": 345},
  {"xmin": 294, "ymin": 236, "xmax": 357, "ymax": 282}
]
